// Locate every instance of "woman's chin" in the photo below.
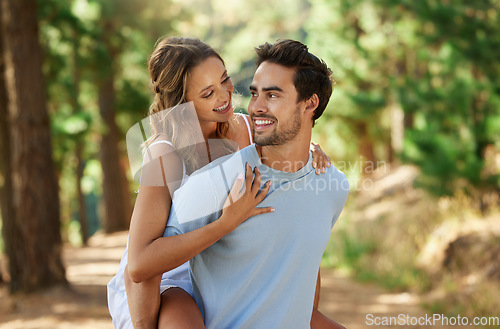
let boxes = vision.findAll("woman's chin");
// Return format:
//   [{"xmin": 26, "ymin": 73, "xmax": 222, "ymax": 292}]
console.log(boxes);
[{"xmin": 213, "ymin": 105, "xmax": 233, "ymax": 122}]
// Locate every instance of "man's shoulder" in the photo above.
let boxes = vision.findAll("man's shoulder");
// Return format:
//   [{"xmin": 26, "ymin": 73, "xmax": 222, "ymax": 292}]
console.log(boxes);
[{"xmin": 311, "ymin": 164, "xmax": 350, "ymax": 195}]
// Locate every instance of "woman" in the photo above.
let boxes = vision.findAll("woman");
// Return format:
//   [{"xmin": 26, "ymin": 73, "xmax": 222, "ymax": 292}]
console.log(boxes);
[{"xmin": 107, "ymin": 36, "xmax": 332, "ymax": 329}]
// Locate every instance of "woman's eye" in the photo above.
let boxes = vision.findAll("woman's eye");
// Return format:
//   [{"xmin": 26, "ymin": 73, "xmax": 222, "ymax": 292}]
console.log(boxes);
[
  {"xmin": 203, "ymin": 91, "xmax": 214, "ymax": 99},
  {"xmin": 222, "ymin": 76, "xmax": 231, "ymax": 83}
]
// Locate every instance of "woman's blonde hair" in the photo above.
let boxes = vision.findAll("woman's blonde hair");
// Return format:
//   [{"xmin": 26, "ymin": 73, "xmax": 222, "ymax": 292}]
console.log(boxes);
[{"xmin": 145, "ymin": 36, "xmax": 233, "ymax": 173}]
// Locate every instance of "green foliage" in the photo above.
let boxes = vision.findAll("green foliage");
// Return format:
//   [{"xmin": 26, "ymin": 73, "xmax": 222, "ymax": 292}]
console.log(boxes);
[
  {"xmin": 385, "ymin": 0, "xmax": 500, "ymax": 195},
  {"xmin": 36, "ymin": 0, "xmax": 498, "ymax": 249},
  {"xmin": 306, "ymin": 0, "xmax": 500, "ymax": 197},
  {"xmin": 323, "ymin": 219, "xmax": 431, "ymax": 292},
  {"xmin": 37, "ymin": 0, "xmax": 185, "ymax": 239}
]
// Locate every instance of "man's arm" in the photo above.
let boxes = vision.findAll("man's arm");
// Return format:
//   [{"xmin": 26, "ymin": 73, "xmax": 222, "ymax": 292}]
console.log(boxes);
[{"xmin": 311, "ymin": 268, "xmax": 347, "ymax": 329}]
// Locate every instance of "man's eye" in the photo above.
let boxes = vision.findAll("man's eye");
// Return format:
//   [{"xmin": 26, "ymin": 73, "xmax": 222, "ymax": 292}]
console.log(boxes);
[
  {"xmin": 269, "ymin": 93, "xmax": 277, "ymax": 98},
  {"xmin": 250, "ymin": 92, "xmax": 257, "ymax": 97}
]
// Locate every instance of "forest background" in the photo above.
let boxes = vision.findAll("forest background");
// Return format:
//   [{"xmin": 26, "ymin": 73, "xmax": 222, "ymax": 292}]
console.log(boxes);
[{"xmin": 0, "ymin": 0, "xmax": 499, "ymax": 325}]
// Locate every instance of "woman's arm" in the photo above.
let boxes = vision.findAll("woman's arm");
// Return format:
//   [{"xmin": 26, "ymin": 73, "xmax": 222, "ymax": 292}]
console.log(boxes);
[
  {"xmin": 127, "ymin": 142, "xmax": 181, "ymax": 282},
  {"xmin": 128, "ymin": 159, "xmax": 272, "ymax": 283}
]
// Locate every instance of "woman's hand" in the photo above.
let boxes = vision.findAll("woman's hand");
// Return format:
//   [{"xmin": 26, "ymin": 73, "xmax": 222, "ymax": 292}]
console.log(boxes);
[
  {"xmin": 310, "ymin": 142, "xmax": 331, "ymax": 175},
  {"xmin": 221, "ymin": 163, "xmax": 274, "ymax": 230}
]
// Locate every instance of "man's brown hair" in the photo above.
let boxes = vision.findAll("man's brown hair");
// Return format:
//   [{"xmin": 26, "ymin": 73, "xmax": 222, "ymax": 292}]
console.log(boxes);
[{"xmin": 255, "ymin": 39, "xmax": 334, "ymax": 126}]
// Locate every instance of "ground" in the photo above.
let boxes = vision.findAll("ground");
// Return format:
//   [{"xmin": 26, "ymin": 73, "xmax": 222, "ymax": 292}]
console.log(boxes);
[{"xmin": 0, "ymin": 231, "xmax": 472, "ymax": 329}]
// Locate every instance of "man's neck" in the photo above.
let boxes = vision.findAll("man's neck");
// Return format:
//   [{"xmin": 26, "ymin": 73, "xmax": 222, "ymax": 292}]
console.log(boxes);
[{"xmin": 256, "ymin": 135, "xmax": 311, "ymax": 173}]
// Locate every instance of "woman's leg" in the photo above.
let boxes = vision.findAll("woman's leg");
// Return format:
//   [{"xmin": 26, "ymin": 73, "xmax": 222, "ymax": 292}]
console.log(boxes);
[
  {"xmin": 158, "ymin": 287, "xmax": 205, "ymax": 329},
  {"xmin": 124, "ymin": 266, "xmax": 162, "ymax": 329}
]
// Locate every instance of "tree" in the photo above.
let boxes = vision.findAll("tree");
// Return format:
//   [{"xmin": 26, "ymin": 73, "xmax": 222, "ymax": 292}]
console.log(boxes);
[
  {"xmin": 305, "ymin": 0, "xmax": 391, "ymax": 176},
  {"xmin": 0, "ymin": 0, "xmax": 66, "ymax": 292},
  {"xmin": 93, "ymin": 1, "xmax": 134, "ymax": 233},
  {"xmin": 386, "ymin": 0, "xmax": 500, "ymax": 198},
  {"xmin": 38, "ymin": 0, "xmax": 92, "ymax": 244},
  {"xmin": 0, "ymin": 0, "xmax": 13, "ymax": 284},
  {"xmin": 97, "ymin": 31, "xmax": 132, "ymax": 233},
  {"xmin": 91, "ymin": 0, "xmax": 188, "ymax": 233}
]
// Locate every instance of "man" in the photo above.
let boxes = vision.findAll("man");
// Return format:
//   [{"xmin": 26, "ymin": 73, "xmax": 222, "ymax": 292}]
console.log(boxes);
[{"xmin": 165, "ymin": 39, "xmax": 349, "ymax": 328}]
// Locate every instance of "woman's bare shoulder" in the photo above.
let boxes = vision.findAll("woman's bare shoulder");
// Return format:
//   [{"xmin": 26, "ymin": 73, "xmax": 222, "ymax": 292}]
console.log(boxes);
[{"xmin": 141, "ymin": 139, "xmax": 184, "ymax": 188}]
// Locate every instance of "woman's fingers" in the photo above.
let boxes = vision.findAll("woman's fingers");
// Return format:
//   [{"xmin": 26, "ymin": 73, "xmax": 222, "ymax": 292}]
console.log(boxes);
[
  {"xmin": 242, "ymin": 164, "xmax": 272, "ymax": 208},
  {"xmin": 315, "ymin": 151, "xmax": 331, "ymax": 175},
  {"xmin": 255, "ymin": 180, "xmax": 272, "ymax": 204},
  {"xmin": 311, "ymin": 143, "xmax": 319, "ymax": 170},
  {"xmin": 226, "ymin": 173, "xmax": 245, "ymax": 206},
  {"xmin": 245, "ymin": 163, "xmax": 252, "ymax": 192},
  {"xmin": 251, "ymin": 167, "xmax": 262, "ymax": 195},
  {"xmin": 251, "ymin": 206, "xmax": 275, "ymax": 217},
  {"xmin": 309, "ymin": 142, "xmax": 332, "ymax": 175}
]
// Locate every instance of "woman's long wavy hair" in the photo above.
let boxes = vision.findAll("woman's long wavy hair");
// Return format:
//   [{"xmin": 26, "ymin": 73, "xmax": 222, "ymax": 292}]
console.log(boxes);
[{"xmin": 145, "ymin": 36, "xmax": 233, "ymax": 174}]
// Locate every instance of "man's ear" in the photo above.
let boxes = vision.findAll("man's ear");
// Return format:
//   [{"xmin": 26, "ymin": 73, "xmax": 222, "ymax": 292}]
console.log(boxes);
[{"xmin": 304, "ymin": 94, "xmax": 319, "ymax": 113}]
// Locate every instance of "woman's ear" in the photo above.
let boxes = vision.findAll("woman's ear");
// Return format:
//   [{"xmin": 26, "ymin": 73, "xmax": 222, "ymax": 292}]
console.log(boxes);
[{"xmin": 305, "ymin": 94, "xmax": 319, "ymax": 113}]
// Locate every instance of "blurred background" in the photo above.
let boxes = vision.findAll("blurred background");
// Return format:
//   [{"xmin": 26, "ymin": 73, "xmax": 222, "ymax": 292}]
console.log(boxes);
[{"xmin": 0, "ymin": 0, "xmax": 499, "ymax": 327}]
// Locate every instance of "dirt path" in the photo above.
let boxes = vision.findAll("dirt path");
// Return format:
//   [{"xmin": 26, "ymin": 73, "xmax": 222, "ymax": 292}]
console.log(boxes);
[{"xmin": 0, "ymin": 231, "xmax": 471, "ymax": 329}]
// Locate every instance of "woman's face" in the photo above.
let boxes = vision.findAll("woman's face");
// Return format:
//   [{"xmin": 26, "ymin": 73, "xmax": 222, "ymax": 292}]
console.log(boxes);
[{"xmin": 185, "ymin": 56, "xmax": 234, "ymax": 124}]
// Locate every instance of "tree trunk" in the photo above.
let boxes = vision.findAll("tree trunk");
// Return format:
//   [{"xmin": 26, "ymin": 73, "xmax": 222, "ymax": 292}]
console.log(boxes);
[
  {"xmin": 98, "ymin": 23, "xmax": 131, "ymax": 233},
  {"xmin": 0, "ymin": 0, "xmax": 13, "ymax": 284},
  {"xmin": 356, "ymin": 121, "xmax": 377, "ymax": 176},
  {"xmin": 70, "ymin": 32, "xmax": 88, "ymax": 245},
  {"xmin": 389, "ymin": 102, "xmax": 404, "ymax": 165},
  {"xmin": 0, "ymin": 0, "xmax": 66, "ymax": 293}
]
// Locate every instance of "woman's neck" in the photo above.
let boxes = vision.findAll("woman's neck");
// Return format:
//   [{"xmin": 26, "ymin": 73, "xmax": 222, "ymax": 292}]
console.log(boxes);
[{"xmin": 199, "ymin": 120, "xmax": 218, "ymax": 140}]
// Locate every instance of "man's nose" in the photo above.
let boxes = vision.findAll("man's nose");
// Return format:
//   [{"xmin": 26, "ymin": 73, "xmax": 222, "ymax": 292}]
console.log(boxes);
[{"xmin": 250, "ymin": 95, "xmax": 267, "ymax": 114}]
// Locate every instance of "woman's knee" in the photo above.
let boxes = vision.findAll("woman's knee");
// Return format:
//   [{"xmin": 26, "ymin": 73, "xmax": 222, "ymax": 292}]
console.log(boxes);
[{"xmin": 158, "ymin": 288, "xmax": 205, "ymax": 329}]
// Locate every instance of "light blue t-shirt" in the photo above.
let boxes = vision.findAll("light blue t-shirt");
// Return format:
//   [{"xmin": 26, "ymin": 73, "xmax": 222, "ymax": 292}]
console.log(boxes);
[{"xmin": 164, "ymin": 144, "xmax": 349, "ymax": 329}]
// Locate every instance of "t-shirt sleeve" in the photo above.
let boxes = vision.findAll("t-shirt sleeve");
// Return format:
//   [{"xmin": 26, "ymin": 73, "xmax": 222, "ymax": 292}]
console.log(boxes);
[{"xmin": 331, "ymin": 172, "xmax": 350, "ymax": 228}]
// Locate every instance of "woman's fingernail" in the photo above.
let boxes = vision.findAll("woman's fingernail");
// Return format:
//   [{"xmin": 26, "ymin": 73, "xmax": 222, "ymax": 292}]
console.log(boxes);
[
  {"xmin": 271, "ymin": 208, "xmax": 275, "ymax": 212},
  {"xmin": 237, "ymin": 173, "xmax": 244, "ymax": 179}
]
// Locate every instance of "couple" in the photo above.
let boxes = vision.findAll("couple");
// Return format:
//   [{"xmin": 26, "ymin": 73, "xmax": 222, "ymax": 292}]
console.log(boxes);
[{"xmin": 107, "ymin": 37, "xmax": 349, "ymax": 329}]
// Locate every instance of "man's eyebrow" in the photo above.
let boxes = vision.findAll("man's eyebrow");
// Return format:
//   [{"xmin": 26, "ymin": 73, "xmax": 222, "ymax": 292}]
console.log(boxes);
[
  {"xmin": 199, "ymin": 70, "xmax": 228, "ymax": 94},
  {"xmin": 263, "ymin": 86, "xmax": 283, "ymax": 92},
  {"xmin": 249, "ymin": 85, "xmax": 283, "ymax": 92}
]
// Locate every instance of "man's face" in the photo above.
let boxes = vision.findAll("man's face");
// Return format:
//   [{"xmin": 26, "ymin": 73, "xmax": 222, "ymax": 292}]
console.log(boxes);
[{"xmin": 248, "ymin": 61, "xmax": 303, "ymax": 146}]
